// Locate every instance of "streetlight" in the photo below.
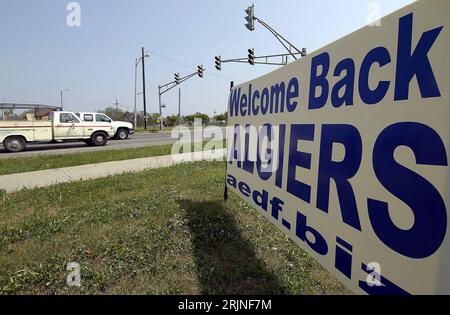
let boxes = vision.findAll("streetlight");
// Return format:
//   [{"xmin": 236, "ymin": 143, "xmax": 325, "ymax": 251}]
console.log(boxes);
[
  {"xmin": 134, "ymin": 51, "xmax": 150, "ymax": 129},
  {"xmin": 60, "ymin": 89, "xmax": 71, "ymax": 111}
]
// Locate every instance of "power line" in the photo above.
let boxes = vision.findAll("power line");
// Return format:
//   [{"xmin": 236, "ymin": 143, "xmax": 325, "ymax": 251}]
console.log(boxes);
[{"xmin": 147, "ymin": 50, "xmax": 241, "ymax": 83}]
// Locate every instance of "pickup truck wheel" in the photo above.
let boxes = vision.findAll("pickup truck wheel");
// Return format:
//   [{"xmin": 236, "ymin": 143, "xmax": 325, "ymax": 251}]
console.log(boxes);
[
  {"xmin": 116, "ymin": 129, "xmax": 129, "ymax": 140},
  {"xmin": 4, "ymin": 136, "xmax": 27, "ymax": 153},
  {"xmin": 90, "ymin": 132, "xmax": 108, "ymax": 146}
]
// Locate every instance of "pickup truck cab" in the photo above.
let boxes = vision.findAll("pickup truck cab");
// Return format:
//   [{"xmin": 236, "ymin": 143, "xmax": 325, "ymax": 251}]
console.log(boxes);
[
  {"xmin": 76, "ymin": 112, "xmax": 135, "ymax": 140},
  {"xmin": 0, "ymin": 111, "xmax": 115, "ymax": 153}
]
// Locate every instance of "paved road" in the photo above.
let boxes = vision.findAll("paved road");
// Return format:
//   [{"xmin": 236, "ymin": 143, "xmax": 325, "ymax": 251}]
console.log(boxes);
[{"xmin": 0, "ymin": 130, "xmax": 225, "ymax": 159}]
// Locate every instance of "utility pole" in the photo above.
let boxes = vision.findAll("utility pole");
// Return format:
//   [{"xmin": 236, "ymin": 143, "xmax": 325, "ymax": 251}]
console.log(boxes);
[
  {"xmin": 134, "ymin": 52, "xmax": 150, "ymax": 129},
  {"xmin": 213, "ymin": 109, "xmax": 217, "ymax": 125},
  {"xmin": 134, "ymin": 58, "xmax": 138, "ymax": 128},
  {"xmin": 1, "ymin": 97, "xmax": 5, "ymax": 121},
  {"xmin": 141, "ymin": 47, "xmax": 148, "ymax": 130},
  {"xmin": 114, "ymin": 98, "xmax": 120, "ymax": 120}
]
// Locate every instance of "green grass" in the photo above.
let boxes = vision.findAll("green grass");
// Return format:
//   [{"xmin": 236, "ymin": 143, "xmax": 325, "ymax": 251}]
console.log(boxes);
[
  {"xmin": 135, "ymin": 127, "xmax": 176, "ymax": 133},
  {"xmin": 0, "ymin": 161, "xmax": 350, "ymax": 295},
  {"xmin": 0, "ymin": 141, "xmax": 223, "ymax": 176},
  {"xmin": 135, "ymin": 127, "xmax": 161, "ymax": 133}
]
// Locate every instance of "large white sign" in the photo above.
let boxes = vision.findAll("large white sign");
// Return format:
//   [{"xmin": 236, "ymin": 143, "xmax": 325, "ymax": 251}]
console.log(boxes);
[{"xmin": 226, "ymin": 0, "xmax": 450, "ymax": 295}]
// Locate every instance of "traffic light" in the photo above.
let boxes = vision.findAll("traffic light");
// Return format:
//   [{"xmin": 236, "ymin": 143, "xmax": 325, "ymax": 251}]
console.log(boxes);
[
  {"xmin": 215, "ymin": 56, "xmax": 222, "ymax": 71},
  {"xmin": 197, "ymin": 65, "xmax": 204, "ymax": 78},
  {"xmin": 175, "ymin": 73, "xmax": 180, "ymax": 85},
  {"xmin": 245, "ymin": 4, "xmax": 255, "ymax": 31},
  {"xmin": 301, "ymin": 48, "xmax": 307, "ymax": 57},
  {"xmin": 248, "ymin": 48, "xmax": 255, "ymax": 65}
]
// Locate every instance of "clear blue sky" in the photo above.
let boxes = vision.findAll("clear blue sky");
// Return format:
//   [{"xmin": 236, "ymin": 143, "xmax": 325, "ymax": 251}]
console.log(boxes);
[{"xmin": 0, "ymin": 0, "xmax": 414, "ymax": 117}]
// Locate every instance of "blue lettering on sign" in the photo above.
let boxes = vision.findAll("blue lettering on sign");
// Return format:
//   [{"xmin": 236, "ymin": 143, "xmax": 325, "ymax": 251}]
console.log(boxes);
[
  {"xmin": 317, "ymin": 125, "xmax": 362, "ymax": 231},
  {"xmin": 229, "ymin": 121, "xmax": 448, "ymax": 259},
  {"xmin": 331, "ymin": 58, "xmax": 355, "ymax": 107},
  {"xmin": 286, "ymin": 78, "xmax": 300, "ymax": 112},
  {"xmin": 395, "ymin": 13, "xmax": 443, "ymax": 100},
  {"xmin": 257, "ymin": 124, "xmax": 274, "ymax": 181},
  {"xmin": 335, "ymin": 237, "xmax": 353, "ymax": 279},
  {"xmin": 369, "ymin": 122, "xmax": 448, "ymax": 259},
  {"xmin": 309, "ymin": 52, "xmax": 330, "ymax": 110},
  {"xmin": 243, "ymin": 125, "xmax": 254, "ymax": 175},
  {"xmin": 226, "ymin": 169, "xmax": 445, "ymax": 294},
  {"xmin": 252, "ymin": 87, "xmax": 260, "ymax": 116},
  {"xmin": 359, "ymin": 47, "xmax": 391, "ymax": 105},
  {"xmin": 359, "ymin": 264, "xmax": 410, "ymax": 295},
  {"xmin": 226, "ymin": 11, "xmax": 447, "ymax": 294},
  {"xmin": 287, "ymin": 124, "xmax": 315, "ymax": 204},
  {"xmin": 228, "ymin": 12, "xmax": 443, "ymax": 117},
  {"xmin": 296, "ymin": 211, "xmax": 328, "ymax": 256},
  {"xmin": 270, "ymin": 82, "xmax": 285, "ymax": 113}
]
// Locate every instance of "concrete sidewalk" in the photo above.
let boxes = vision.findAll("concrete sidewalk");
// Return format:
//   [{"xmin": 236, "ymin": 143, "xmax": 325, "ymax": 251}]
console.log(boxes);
[{"xmin": 0, "ymin": 149, "xmax": 226, "ymax": 193}]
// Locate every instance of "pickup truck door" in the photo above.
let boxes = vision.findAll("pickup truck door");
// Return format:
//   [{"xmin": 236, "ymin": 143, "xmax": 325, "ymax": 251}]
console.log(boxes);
[{"xmin": 54, "ymin": 113, "xmax": 85, "ymax": 139}]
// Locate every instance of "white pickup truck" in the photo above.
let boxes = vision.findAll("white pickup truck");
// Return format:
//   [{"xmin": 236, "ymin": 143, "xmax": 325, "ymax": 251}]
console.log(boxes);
[
  {"xmin": 0, "ymin": 111, "xmax": 115, "ymax": 153},
  {"xmin": 76, "ymin": 112, "xmax": 135, "ymax": 140}
]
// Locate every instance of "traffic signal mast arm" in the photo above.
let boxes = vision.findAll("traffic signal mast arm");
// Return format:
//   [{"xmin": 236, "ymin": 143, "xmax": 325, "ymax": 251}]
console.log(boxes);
[
  {"xmin": 253, "ymin": 17, "xmax": 305, "ymax": 60},
  {"xmin": 217, "ymin": 51, "xmax": 305, "ymax": 67},
  {"xmin": 245, "ymin": 4, "xmax": 306, "ymax": 60},
  {"xmin": 159, "ymin": 71, "xmax": 198, "ymax": 96}
]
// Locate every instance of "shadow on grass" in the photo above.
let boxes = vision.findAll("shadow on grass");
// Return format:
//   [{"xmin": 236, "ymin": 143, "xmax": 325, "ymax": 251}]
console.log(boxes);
[{"xmin": 178, "ymin": 199, "xmax": 287, "ymax": 295}]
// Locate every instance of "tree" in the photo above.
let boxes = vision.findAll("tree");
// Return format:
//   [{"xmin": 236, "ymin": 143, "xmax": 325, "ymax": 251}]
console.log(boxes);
[
  {"xmin": 166, "ymin": 115, "xmax": 180, "ymax": 127},
  {"xmin": 184, "ymin": 112, "xmax": 209, "ymax": 126},
  {"xmin": 99, "ymin": 107, "xmax": 127, "ymax": 121},
  {"xmin": 215, "ymin": 112, "xmax": 227, "ymax": 123}
]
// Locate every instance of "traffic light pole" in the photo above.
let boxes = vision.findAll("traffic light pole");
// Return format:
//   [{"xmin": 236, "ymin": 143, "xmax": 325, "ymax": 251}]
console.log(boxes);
[
  {"xmin": 141, "ymin": 47, "xmax": 148, "ymax": 130},
  {"xmin": 157, "ymin": 70, "xmax": 200, "ymax": 130},
  {"xmin": 178, "ymin": 88, "xmax": 181, "ymax": 139},
  {"xmin": 158, "ymin": 86, "xmax": 163, "ymax": 130}
]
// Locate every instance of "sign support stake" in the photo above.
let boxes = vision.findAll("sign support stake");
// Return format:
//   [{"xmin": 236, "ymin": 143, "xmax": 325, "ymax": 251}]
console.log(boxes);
[{"xmin": 224, "ymin": 81, "xmax": 234, "ymax": 202}]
